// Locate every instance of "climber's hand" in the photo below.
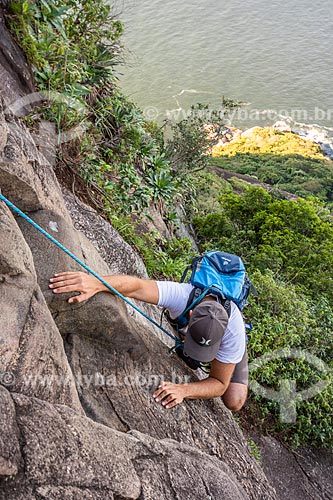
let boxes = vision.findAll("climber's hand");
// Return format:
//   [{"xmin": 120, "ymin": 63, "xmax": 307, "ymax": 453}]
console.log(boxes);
[
  {"xmin": 153, "ymin": 381, "xmax": 186, "ymax": 409},
  {"xmin": 49, "ymin": 271, "xmax": 102, "ymax": 304}
]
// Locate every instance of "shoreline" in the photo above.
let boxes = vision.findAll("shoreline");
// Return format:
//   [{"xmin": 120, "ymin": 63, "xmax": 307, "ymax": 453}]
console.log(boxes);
[{"xmin": 217, "ymin": 120, "xmax": 333, "ymax": 160}]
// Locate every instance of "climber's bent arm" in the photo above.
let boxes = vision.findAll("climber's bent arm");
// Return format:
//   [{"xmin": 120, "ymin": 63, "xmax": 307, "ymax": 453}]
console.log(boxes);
[
  {"xmin": 153, "ymin": 359, "xmax": 235, "ymax": 408},
  {"xmin": 184, "ymin": 359, "xmax": 235, "ymax": 399},
  {"xmin": 49, "ymin": 271, "xmax": 159, "ymax": 304}
]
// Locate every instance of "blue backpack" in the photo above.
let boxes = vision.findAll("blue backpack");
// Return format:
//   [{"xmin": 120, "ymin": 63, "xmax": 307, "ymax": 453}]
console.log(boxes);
[{"xmin": 175, "ymin": 250, "xmax": 257, "ymax": 328}]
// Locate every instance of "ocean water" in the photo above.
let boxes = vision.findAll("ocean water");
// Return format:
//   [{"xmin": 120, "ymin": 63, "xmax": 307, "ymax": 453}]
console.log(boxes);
[{"xmin": 116, "ymin": 0, "xmax": 333, "ymax": 138}]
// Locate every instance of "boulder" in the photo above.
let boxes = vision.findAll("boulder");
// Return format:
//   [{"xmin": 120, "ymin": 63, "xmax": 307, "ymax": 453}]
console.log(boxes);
[
  {"xmin": 0, "ymin": 200, "xmax": 37, "ymax": 364},
  {"xmin": 63, "ymin": 330, "xmax": 275, "ymax": 499},
  {"xmin": 0, "ymin": 9, "xmax": 35, "ymax": 107},
  {"xmin": 62, "ymin": 188, "xmax": 148, "ymax": 278},
  {"xmin": 17, "ymin": 208, "xmax": 140, "ymax": 339},
  {"xmin": 134, "ymin": 204, "xmax": 172, "ymax": 241},
  {"xmin": 0, "ymin": 393, "xmax": 252, "ymax": 499},
  {"xmin": 255, "ymin": 435, "xmax": 333, "ymax": 500},
  {"xmin": 0, "ymin": 105, "xmax": 70, "ymax": 220},
  {"xmin": 0, "ymin": 104, "xmax": 7, "ymax": 153},
  {"xmin": 0, "ymin": 386, "xmax": 21, "ymax": 477},
  {"xmin": 60, "ymin": 190, "xmax": 171, "ymax": 344},
  {"xmin": 174, "ymin": 204, "xmax": 199, "ymax": 251},
  {"xmin": 272, "ymin": 121, "xmax": 292, "ymax": 133},
  {"xmin": 320, "ymin": 143, "xmax": 333, "ymax": 160},
  {"xmin": 0, "ymin": 202, "xmax": 82, "ymax": 411},
  {"xmin": 241, "ymin": 127, "xmax": 262, "ymax": 138},
  {"xmin": 293, "ymin": 447, "xmax": 333, "ymax": 500}
]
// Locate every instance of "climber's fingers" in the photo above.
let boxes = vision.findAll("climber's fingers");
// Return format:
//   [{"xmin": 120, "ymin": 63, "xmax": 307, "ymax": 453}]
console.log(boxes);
[
  {"xmin": 68, "ymin": 293, "xmax": 89, "ymax": 304},
  {"xmin": 163, "ymin": 398, "xmax": 179, "ymax": 409},
  {"xmin": 49, "ymin": 271, "xmax": 100, "ymax": 304},
  {"xmin": 49, "ymin": 278, "xmax": 80, "ymax": 291},
  {"xmin": 50, "ymin": 271, "xmax": 85, "ymax": 283},
  {"xmin": 53, "ymin": 271, "xmax": 80, "ymax": 277},
  {"xmin": 160, "ymin": 393, "xmax": 179, "ymax": 409},
  {"xmin": 153, "ymin": 382, "xmax": 175, "ymax": 400},
  {"xmin": 153, "ymin": 382, "xmax": 169, "ymax": 401},
  {"xmin": 153, "ymin": 388, "xmax": 167, "ymax": 401},
  {"xmin": 153, "ymin": 382, "xmax": 185, "ymax": 409},
  {"xmin": 51, "ymin": 284, "xmax": 82, "ymax": 294}
]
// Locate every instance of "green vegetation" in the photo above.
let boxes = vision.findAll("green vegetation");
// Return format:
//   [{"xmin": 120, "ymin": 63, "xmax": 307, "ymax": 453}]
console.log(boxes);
[
  {"xmin": 5, "ymin": 0, "xmax": 208, "ymax": 278},
  {"xmin": 193, "ymin": 178, "xmax": 333, "ymax": 448},
  {"xmin": 8, "ymin": 0, "xmax": 123, "ymax": 89},
  {"xmin": 167, "ymin": 101, "xmax": 241, "ymax": 176},
  {"xmin": 247, "ymin": 439, "xmax": 262, "ymax": 463},
  {"xmin": 6, "ymin": 0, "xmax": 239, "ymax": 279},
  {"xmin": 247, "ymin": 271, "xmax": 332, "ymax": 448},
  {"xmin": 211, "ymin": 128, "xmax": 333, "ymax": 204},
  {"xmin": 194, "ymin": 186, "xmax": 333, "ymax": 301},
  {"xmin": 108, "ymin": 214, "xmax": 195, "ymax": 280},
  {"xmin": 6, "ymin": 0, "xmax": 333, "ymax": 448}
]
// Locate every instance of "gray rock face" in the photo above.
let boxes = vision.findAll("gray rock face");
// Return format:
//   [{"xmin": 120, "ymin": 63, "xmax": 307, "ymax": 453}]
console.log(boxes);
[
  {"xmin": 61, "ymin": 188, "xmax": 175, "ymax": 346},
  {"xmin": 0, "ymin": 109, "xmax": 71, "ymax": 220},
  {"xmin": 0, "ymin": 202, "xmax": 82, "ymax": 412},
  {"xmin": 256, "ymin": 435, "xmax": 333, "ymax": 500},
  {"xmin": 0, "ymin": 9, "xmax": 35, "ymax": 107},
  {"xmin": 0, "ymin": 392, "xmax": 252, "ymax": 500},
  {"xmin": 0, "ymin": 387, "xmax": 21, "ymax": 477},
  {"xmin": 62, "ymin": 188, "xmax": 148, "ymax": 278}
]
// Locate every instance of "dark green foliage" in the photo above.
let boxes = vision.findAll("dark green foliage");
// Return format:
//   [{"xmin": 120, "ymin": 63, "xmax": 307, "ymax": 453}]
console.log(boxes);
[
  {"xmin": 109, "ymin": 214, "xmax": 195, "ymax": 281},
  {"xmin": 212, "ymin": 152, "xmax": 333, "ymax": 203},
  {"xmin": 193, "ymin": 180, "xmax": 333, "ymax": 447},
  {"xmin": 6, "ymin": 0, "xmax": 123, "ymax": 131},
  {"xmin": 195, "ymin": 186, "xmax": 333, "ymax": 302},
  {"xmin": 211, "ymin": 128, "xmax": 333, "ymax": 204},
  {"xmin": 8, "ymin": 0, "xmax": 123, "ymax": 89},
  {"xmin": 246, "ymin": 271, "xmax": 332, "ymax": 448},
  {"xmin": 167, "ymin": 101, "xmax": 242, "ymax": 176}
]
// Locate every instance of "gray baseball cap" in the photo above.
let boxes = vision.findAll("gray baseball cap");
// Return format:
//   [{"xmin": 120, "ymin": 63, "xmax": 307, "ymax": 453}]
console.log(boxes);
[{"xmin": 184, "ymin": 301, "xmax": 229, "ymax": 362}]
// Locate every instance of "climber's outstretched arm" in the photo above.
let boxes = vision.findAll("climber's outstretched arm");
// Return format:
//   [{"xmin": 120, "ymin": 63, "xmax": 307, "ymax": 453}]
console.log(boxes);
[{"xmin": 49, "ymin": 271, "xmax": 159, "ymax": 304}]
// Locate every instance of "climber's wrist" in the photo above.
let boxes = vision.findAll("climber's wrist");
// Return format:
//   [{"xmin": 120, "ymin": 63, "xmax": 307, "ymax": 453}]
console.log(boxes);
[{"xmin": 96, "ymin": 277, "xmax": 111, "ymax": 294}]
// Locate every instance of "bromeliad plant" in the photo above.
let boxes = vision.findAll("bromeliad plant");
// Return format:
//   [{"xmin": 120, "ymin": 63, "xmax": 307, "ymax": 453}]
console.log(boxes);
[
  {"xmin": 6, "ymin": 0, "xmax": 180, "ymax": 219},
  {"xmin": 6, "ymin": 0, "xmax": 123, "ymax": 130},
  {"xmin": 8, "ymin": 0, "xmax": 123, "ymax": 90}
]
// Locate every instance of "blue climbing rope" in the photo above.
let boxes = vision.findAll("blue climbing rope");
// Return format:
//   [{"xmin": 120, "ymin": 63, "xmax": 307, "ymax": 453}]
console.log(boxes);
[{"xmin": 0, "ymin": 193, "xmax": 179, "ymax": 343}]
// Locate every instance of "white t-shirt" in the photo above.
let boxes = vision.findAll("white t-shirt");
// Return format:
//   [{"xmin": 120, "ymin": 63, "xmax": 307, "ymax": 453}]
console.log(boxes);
[{"xmin": 157, "ymin": 281, "xmax": 245, "ymax": 364}]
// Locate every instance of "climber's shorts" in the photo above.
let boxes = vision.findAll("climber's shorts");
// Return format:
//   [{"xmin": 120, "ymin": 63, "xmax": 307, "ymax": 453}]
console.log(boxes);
[{"xmin": 230, "ymin": 347, "xmax": 248, "ymax": 386}]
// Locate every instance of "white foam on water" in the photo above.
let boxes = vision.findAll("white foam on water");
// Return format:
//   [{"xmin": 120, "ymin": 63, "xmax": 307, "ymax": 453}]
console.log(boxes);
[{"xmin": 173, "ymin": 89, "xmax": 214, "ymax": 97}]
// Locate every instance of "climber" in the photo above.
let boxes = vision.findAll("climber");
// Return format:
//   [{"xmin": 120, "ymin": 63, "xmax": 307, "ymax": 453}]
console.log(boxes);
[{"xmin": 49, "ymin": 272, "xmax": 248, "ymax": 411}]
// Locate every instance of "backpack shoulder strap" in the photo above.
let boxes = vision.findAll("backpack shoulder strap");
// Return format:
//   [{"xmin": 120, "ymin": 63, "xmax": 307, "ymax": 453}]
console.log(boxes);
[
  {"xmin": 222, "ymin": 299, "xmax": 232, "ymax": 318},
  {"xmin": 175, "ymin": 287, "xmax": 210, "ymax": 328},
  {"xmin": 180, "ymin": 255, "xmax": 203, "ymax": 283},
  {"xmin": 177, "ymin": 286, "xmax": 232, "ymax": 328}
]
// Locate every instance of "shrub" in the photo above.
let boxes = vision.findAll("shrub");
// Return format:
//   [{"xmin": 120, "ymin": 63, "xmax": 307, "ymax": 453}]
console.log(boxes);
[
  {"xmin": 211, "ymin": 128, "xmax": 333, "ymax": 203},
  {"xmin": 246, "ymin": 270, "xmax": 333, "ymax": 448},
  {"xmin": 167, "ymin": 101, "xmax": 241, "ymax": 176},
  {"xmin": 193, "ymin": 183, "xmax": 333, "ymax": 448}
]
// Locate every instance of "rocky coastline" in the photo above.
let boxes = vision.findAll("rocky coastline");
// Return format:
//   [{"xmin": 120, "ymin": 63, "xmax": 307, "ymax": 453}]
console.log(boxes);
[{"xmin": 215, "ymin": 121, "xmax": 333, "ymax": 160}]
